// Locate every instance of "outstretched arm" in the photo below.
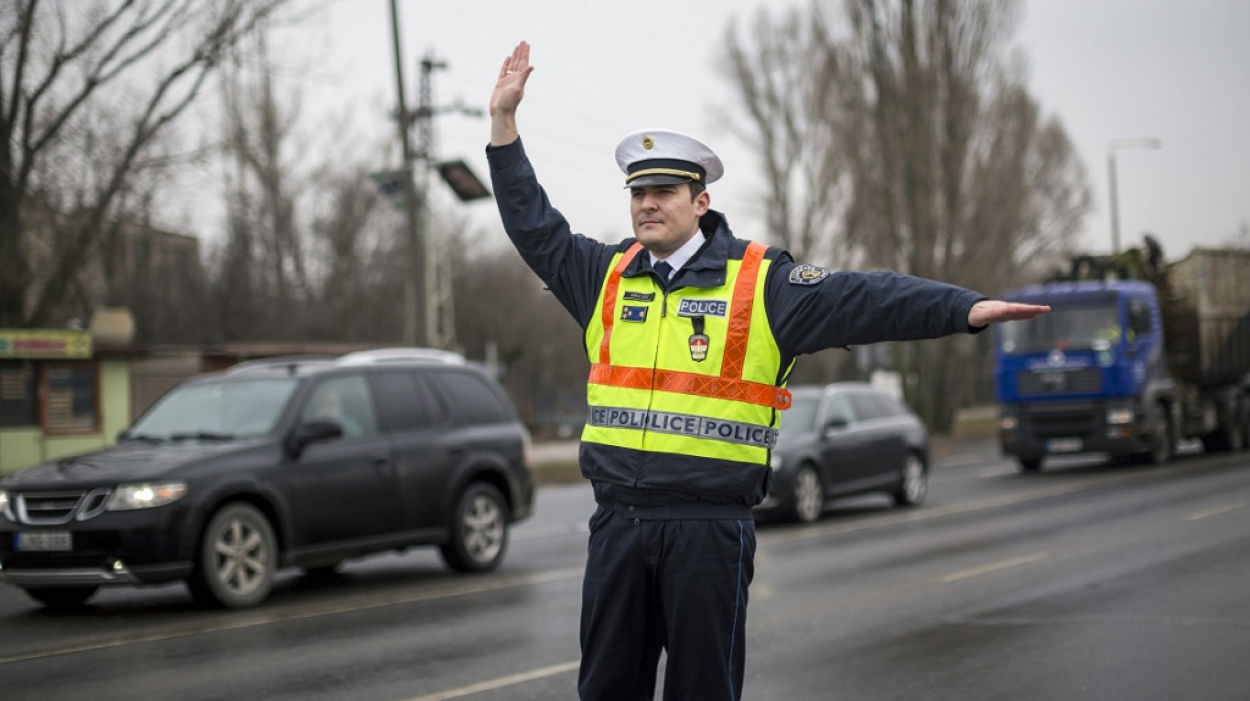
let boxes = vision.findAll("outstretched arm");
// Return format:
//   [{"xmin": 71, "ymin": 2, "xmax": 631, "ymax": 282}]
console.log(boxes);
[
  {"xmin": 490, "ymin": 41, "xmax": 534, "ymax": 146},
  {"xmin": 968, "ymin": 300, "xmax": 1051, "ymax": 328}
]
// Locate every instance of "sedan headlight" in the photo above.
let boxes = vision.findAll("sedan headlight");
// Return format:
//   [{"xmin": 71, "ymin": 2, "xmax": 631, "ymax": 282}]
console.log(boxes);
[{"xmin": 107, "ymin": 482, "xmax": 187, "ymax": 511}]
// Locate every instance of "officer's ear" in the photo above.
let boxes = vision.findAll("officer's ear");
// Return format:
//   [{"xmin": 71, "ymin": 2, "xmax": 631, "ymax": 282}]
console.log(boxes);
[{"xmin": 692, "ymin": 186, "xmax": 710, "ymax": 216}]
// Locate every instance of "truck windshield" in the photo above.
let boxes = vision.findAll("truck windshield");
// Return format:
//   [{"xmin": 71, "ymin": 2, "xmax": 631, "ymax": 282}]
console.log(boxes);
[
  {"xmin": 126, "ymin": 378, "xmax": 299, "ymax": 441},
  {"xmin": 999, "ymin": 305, "xmax": 1122, "ymax": 354}
]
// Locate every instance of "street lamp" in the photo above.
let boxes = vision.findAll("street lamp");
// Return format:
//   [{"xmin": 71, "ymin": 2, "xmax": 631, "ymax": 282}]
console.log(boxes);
[{"xmin": 1107, "ymin": 138, "xmax": 1162, "ymax": 254}]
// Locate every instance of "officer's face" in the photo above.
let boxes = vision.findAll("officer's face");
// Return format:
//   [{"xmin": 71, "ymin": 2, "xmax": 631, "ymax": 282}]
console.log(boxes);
[{"xmin": 629, "ymin": 183, "xmax": 710, "ymax": 257}]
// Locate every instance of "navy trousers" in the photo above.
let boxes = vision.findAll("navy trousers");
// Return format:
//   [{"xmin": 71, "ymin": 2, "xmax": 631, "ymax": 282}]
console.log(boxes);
[{"xmin": 578, "ymin": 504, "xmax": 757, "ymax": 700}]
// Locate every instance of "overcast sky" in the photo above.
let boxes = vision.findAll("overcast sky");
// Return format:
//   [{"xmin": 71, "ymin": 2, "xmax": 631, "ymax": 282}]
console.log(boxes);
[{"xmin": 268, "ymin": 0, "xmax": 1249, "ymax": 269}]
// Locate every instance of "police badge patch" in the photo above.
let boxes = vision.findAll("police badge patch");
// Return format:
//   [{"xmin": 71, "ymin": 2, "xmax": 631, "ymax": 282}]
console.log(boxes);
[
  {"xmin": 789, "ymin": 265, "xmax": 830, "ymax": 285},
  {"xmin": 689, "ymin": 333, "xmax": 710, "ymax": 361}
]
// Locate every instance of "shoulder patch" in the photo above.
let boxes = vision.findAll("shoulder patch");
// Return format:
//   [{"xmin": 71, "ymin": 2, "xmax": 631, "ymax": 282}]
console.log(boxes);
[{"xmin": 788, "ymin": 264, "xmax": 830, "ymax": 285}]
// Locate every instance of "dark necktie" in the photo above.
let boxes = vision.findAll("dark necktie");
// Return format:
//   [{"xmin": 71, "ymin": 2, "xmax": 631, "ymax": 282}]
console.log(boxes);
[{"xmin": 653, "ymin": 261, "xmax": 673, "ymax": 289}]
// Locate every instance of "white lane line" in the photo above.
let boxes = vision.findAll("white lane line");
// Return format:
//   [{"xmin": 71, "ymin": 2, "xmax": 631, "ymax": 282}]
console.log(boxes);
[
  {"xmin": 1183, "ymin": 500, "xmax": 1247, "ymax": 521},
  {"xmin": 403, "ymin": 660, "xmax": 580, "ymax": 701},
  {"xmin": 939, "ymin": 551, "xmax": 1049, "ymax": 583}
]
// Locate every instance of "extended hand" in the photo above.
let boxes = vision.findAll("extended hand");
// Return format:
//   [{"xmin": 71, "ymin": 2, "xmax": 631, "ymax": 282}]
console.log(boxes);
[
  {"xmin": 490, "ymin": 41, "xmax": 533, "ymax": 145},
  {"xmin": 968, "ymin": 300, "xmax": 1051, "ymax": 328}
]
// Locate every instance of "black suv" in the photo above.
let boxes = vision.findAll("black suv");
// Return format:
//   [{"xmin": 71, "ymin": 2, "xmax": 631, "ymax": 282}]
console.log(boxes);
[{"xmin": 0, "ymin": 348, "xmax": 534, "ymax": 609}]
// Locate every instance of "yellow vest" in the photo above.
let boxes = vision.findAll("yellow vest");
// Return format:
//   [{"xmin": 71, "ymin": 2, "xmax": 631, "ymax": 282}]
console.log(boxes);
[{"xmin": 581, "ymin": 241, "xmax": 792, "ymax": 467}]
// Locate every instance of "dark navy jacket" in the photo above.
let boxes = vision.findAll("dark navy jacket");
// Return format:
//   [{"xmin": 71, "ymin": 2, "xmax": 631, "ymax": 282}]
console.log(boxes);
[{"xmin": 487, "ymin": 138, "xmax": 986, "ymax": 511}]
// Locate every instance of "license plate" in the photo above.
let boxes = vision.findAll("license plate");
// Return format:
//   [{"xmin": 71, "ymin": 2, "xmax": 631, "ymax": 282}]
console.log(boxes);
[
  {"xmin": 16, "ymin": 531, "xmax": 73, "ymax": 552},
  {"xmin": 1046, "ymin": 438, "xmax": 1083, "ymax": 453}
]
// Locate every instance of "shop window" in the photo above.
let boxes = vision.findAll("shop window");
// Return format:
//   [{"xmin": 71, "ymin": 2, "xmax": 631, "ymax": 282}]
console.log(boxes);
[
  {"xmin": 0, "ymin": 361, "xmax": 38, "ymax": 427},
  {"xmin": 42, "ymin": 362, "xmax": 99, "ymax": 434}
]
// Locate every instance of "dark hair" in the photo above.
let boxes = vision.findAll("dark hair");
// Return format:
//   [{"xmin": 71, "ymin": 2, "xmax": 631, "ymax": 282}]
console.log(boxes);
[{"xmin": 687, "ymin": 181, "xmax": 706, "ymax": 201}]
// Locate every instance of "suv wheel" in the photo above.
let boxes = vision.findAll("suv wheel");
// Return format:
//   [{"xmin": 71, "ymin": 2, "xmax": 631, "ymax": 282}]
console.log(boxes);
[
  {"xmin": 440, "ymin": 482, "xmax": 508, "ymax": 573},
  {"xmin": 189, "ymin": 503, "xmax": 277, "ymax": 609},
  {"xmin": 24, "ymin": 586, "xmax": 98, "ymax": 610}
]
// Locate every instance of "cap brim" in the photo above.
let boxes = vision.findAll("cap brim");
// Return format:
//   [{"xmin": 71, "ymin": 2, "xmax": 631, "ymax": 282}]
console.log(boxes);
[{"xmin": 625, "ymin": 174, "xmax": 697, "ymax": 188}]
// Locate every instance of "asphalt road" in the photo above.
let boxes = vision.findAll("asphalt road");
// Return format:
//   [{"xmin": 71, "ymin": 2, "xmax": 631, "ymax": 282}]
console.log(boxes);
[{"xmin": 1, "ymin": 440, "xmax": 1248, "ymax": 700}]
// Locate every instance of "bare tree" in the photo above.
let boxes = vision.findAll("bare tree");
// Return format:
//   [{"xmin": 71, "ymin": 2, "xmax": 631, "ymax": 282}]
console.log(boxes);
[
  {"xmin": 721, "ymin": 0, "xmax": 1090, "ymax": 431},
  {"xmin": 0, "ymin": 0, "xmax": 292, "ymax": 328},
  {"xmin": 720, "ymin": 7, "xmax": 849, "ymax": 266}
]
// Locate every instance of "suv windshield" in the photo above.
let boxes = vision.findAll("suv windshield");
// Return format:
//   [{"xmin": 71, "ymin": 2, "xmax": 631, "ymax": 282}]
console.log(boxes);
[
  {"xmin": 998, "ymin": 304, "xmax": 1122, "ymax": 354},
  {"xmin": 127, "ymin": 378, "xmax": 299, "ymax": 440}
]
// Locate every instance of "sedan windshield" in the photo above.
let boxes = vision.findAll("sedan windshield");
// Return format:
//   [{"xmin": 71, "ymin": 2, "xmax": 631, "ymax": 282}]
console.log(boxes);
[
  {"xmin": 998, "ymin": 304, "xmax": 1121, "ymax": 354},
  {"xmin": 779, "ymin": 397, "xmax": 820, "ymax": 434},
  {"xmin": 127, "ymin": 378, "xmax": 299, "ymax": 440}
]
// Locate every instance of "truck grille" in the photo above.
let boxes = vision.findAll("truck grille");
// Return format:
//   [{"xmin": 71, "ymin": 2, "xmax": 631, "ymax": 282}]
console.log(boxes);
[
  {"xmin": 12, "ymin": 490, "xmax": 112, "ymax": 525},
  {"xmin": 1015, "ymin": 368, "xmax": 1103, "ymax": 396}
]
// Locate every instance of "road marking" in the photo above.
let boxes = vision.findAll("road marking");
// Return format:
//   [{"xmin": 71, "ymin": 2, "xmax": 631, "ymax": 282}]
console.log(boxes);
[
  {"xmin": 403, "ymin": 660, "xmax": 580, "ymax": 701},
  {"xmin": 1183, "ymin": 500, "xmax": 1247, "ymax": 521},
  {"xmin": 939, "ymin": 551, "xmax": 1049, "ymax": 583}
]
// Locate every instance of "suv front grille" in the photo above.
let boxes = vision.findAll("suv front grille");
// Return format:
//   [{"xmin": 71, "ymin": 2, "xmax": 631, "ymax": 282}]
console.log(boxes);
[{"xmin": 13, "ymin": 489, "xmax": 112, "ymax": 525}]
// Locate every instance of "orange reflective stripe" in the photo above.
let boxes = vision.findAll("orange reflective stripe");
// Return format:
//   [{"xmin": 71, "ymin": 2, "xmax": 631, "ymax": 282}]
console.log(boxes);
[
  {"xmin": 589, "ymin": 363, "xmax": 793, "ymax": 410},
  {"xmin": 722, "ymin": 241, "xmax": 766, "ymax": 379},
  {"xmin": 598, "ymin": 243, "xmax": 645, "ymax": 364}
]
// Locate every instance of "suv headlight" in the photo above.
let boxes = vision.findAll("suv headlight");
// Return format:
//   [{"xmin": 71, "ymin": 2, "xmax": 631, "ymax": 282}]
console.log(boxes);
[{"xmin": 107, "ymin": 482, "xmax": 188, "ymax": 511}]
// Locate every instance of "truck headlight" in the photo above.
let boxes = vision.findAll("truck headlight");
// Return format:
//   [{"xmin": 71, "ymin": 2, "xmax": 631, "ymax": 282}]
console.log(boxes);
[
  {"xmin": 107, "ymin": 482, "xmax": 187, "ymax": 511},
  {"xmin": 1106, "ymin": 406, "xmax": 1135, "ymax": 425},
  {"xmin": 999, "ymin": 415, "xmax": 1017, "ymax": 431}
]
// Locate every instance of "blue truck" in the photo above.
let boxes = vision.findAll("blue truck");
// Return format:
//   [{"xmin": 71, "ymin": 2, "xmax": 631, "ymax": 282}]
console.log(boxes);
[{"xmin": 994, "ymin": 238, "xmax": 1250, "ymax": 472}]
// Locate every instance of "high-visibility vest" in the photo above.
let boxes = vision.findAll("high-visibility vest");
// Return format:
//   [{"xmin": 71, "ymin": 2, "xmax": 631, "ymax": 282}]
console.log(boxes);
[{"xmin": 582, "ymin": 241, "xmax": 793, "ymax": 467}]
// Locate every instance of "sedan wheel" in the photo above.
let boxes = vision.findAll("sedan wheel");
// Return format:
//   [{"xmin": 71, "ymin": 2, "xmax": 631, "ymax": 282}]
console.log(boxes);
[
  {"xmin": 189, "ymin": 503, "xmax": 277, "ymax": 609},
  {"xmin": 440, "ymin": 483, "xmax": 508, "ymax": 573},
  {"xmin": 791, "ymin": 465, "xmax": 823, "ymax": 523},
  {"xmin": 891, "ymin": 453, "xmax": 928, "ymax": 507}
]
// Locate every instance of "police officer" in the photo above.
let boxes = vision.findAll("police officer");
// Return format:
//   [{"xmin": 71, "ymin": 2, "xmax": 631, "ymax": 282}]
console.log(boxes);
[{"xmin": 487, "ymin": 41, "xmax": 1049, "ymax": 701}]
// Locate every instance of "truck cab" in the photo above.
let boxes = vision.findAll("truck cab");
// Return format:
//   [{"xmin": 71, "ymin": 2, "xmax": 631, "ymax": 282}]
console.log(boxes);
[{"xmin": 994, "ymin": 279, "xmax": 1174, "ymax": 472}]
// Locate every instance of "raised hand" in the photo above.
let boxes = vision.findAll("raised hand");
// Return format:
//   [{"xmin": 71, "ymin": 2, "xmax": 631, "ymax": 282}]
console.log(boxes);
[{"xmin": 490, "ymin": 41, "xmax": 534, "ymax": 145}]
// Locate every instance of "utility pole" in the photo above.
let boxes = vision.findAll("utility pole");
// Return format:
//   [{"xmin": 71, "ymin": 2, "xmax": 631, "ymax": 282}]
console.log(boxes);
[
  {"xmin": 387, "ymin": 3, "xmax": 484, "ymax": 350},
  {"xmin": 415, "ymin": 53, "xmax": 455, "ymax": 351},
  {"xmin": 387, "ymin": 0, "xmax": 424, "ymax": 346}
]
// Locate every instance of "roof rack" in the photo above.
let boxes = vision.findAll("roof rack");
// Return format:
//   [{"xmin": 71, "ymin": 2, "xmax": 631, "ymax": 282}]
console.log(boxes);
[
  {"xmin": 225, "ymin": 355, "xmax": 338, "ymax": 375},
  {"xmin": 336, "ymin": 347, "xmax": 466, "ymax": 367}
]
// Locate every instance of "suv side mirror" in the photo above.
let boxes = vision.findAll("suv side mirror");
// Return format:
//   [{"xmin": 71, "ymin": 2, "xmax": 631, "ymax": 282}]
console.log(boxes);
[{"xmin": 286, "ymin": 419, "xmax": 344, "ymax": 457}]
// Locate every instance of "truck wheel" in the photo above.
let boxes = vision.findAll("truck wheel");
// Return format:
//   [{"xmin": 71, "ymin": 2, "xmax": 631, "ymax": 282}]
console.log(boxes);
[
  {"xmin": 1143, "ymin": 404, "xmax": 1174, "ymax": 465},
  {"xmin": 439, "ymin": 482, "xmax": 508, "ymax": 573},
  {"xmin": 1018, "ymin": 457, "xmax": 1043, "ymax": 473},
  {"xmin": 188, "ymin": 503, "xmax": 277, "ymax": 609}
]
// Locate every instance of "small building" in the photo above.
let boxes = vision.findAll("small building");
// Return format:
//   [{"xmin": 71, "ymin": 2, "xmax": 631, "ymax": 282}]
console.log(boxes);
[{"xmin": 0, "ymin": 325, "xmax": 133, "ymax": 476}]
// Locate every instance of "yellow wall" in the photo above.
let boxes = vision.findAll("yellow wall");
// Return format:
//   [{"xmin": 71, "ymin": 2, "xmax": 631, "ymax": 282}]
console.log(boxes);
[{"xmin": 0, "ymin": 359, "xmax": 131, "ymax": 476}]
